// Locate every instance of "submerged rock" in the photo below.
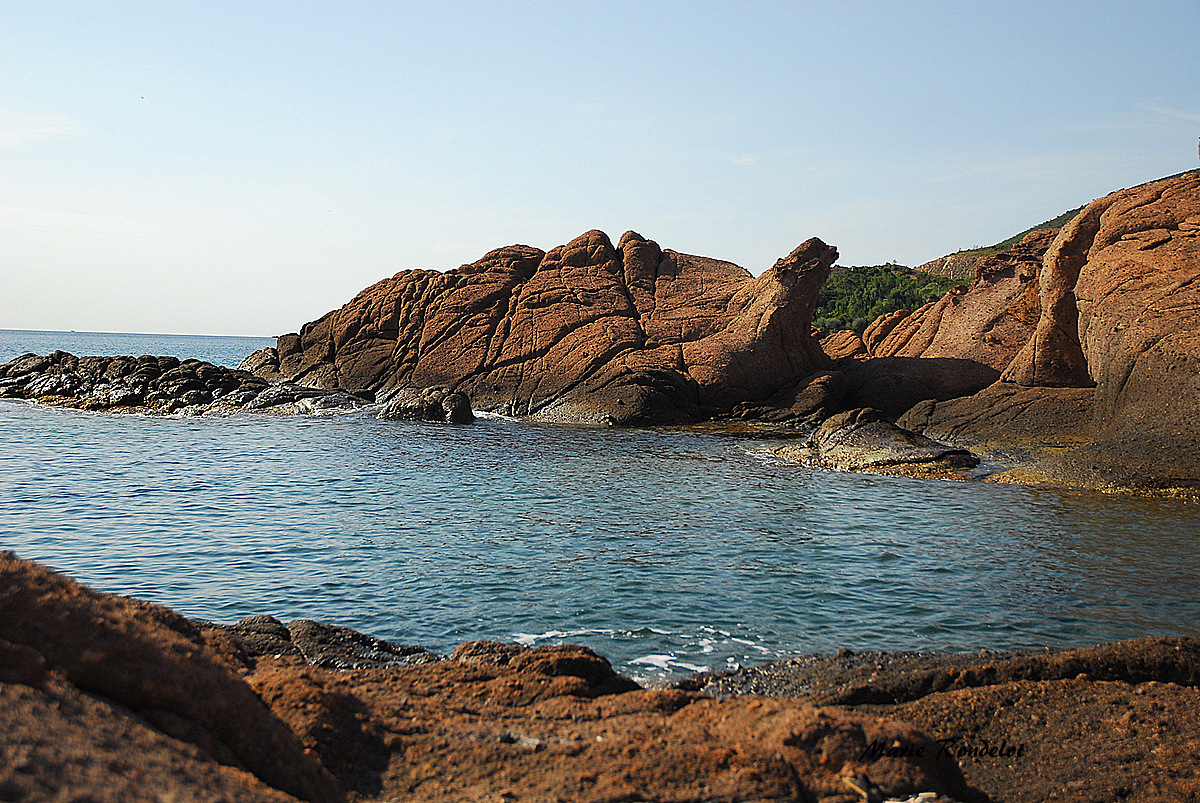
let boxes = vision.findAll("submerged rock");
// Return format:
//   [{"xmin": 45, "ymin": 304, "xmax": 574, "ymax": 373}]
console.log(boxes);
[{"xmin": 779, "ymin": 407, "xmax": 980, "ymax": 479}]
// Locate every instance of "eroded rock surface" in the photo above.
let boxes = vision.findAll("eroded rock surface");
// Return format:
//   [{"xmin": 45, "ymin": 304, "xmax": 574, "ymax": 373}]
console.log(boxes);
[
  {"xmin": 377, "ymin": 385, "xmax": 474, "ymax": 424},
  {"xmin": 778, "ymin": 407, "xmax": 980, "ymax": 479},
  {"xmin": 249, "ymin": 230, "xmax": 839, "ymax": 425},
  {"xmin": 0, "ymin": 552, "xmax": 343, "ymax": 803},
  {"xmin": 0, "ymin": 553, "xmax": 985, "ymax": 803},
  {"xmin": 685, "ymin": 637, "xmax": 1200, "ymax": 803},
  {"xmin": 834, "ymin": 230, "xmax": 1056, "ymax": 418},
  {"xmin": 907, "ymin": 171, "xmax": 1200, "ymax": 491}
]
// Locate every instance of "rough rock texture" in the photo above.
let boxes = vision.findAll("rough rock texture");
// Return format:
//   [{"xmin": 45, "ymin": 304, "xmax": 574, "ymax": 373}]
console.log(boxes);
[
  {"xmin": 724, "ymin": 370, "xmax": 849, "ymax": 427},
  {"xmin": 195, "ymin": 614, "xmax": 442, "ymax": 670},
  {"xmin": 0, "ymin": 351, "xmax": 367, "ymax": 416},
  {"xmin": 906, "ymin": 171, "xmax": 1200, "ymax": 491},
  {"xmin": 251, "ymin": 230, "xmax": 839, "ymax": 425},
  {"xmin": 692, "ymin": 638, "xmax": 1200, "ymax": 705},
  {"xmin": 864, "ymin": 230, "xmax": 1054, "ymax": 371},
  {"xmin": 0, "ymin": 677, "xmax": 303, "ymax": 803},
  {"xmin": 377, "ymin": 385, "xmax": 475, "ymax": 424},
  {"xmin": 820, "ymin": 328, "xmax": 868, "ymax": 360},
  {"xmin": 687, "ymin": 637, "xmax": 1200, "ymax": 803},
  {"xmin": 247, "ymin": 657, "xmax": 984, "ymax": 803},
  {"xmin": 777, "ymin": 407, "xmax": 979, "ymax": 479},
  {"xmin": 1, "ymin": 554, "xmax": 985, "ymax": 803},
  {"xmin": 0, "ymin": 552, "xmax": 343, "ymax": 803},
  {"xmin": 836, "ymin": 231, "xmax": 1056, "ymax": 418}
]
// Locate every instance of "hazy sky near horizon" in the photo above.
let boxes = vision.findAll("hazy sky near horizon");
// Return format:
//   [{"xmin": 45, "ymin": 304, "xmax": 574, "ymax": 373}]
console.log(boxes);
[{"xmin": 2, "ymin": 2, "xmax": 1198, "ymax": 336}]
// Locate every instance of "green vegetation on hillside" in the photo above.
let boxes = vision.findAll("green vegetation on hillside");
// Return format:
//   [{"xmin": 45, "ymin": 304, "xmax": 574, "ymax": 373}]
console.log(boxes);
[
  {"xmin": 813, "ymin": 265, "xmax": 965, "ymax": 333},
  {"xmin": 934, "ymin": 204, "xmax": 1086, "ymax": 267}
]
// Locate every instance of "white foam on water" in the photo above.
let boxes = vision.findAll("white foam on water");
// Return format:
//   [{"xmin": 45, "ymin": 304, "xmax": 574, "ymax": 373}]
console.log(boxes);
[
  {"xmin": 630, "ymin": 653, "xmax": 709, "ymax": 673},
  {"xmin": 473, "ymin": 410, "xmax": 520, "ymax": 422},
  {"xmin": 511, "ymin": 628, "xmax": 617, "ymax": 646}
]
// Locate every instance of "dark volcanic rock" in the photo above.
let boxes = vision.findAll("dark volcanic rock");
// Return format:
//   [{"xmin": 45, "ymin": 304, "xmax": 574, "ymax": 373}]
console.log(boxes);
[
  {"xmin": 193, "ymin": 616, "xmax": 440, "ymax": 670},
  {"xmin": 0, "ymin": 350, "xmax": 365, "ymax": 416},
  {"xmin": 377, "ymin": 385, "xmax": 474, "ymax": 424},
  {"xmin": 778, "ymin": 407, "xmax": 980, "ymax": 479},
  {"xmin": 255, "ymin": 230, "xmax": 839, "ymax": 425}
]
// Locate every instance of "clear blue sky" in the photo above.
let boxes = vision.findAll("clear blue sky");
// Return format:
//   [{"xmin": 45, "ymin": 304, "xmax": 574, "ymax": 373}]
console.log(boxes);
[{"xmin": 2, "ymin": 2, "xmax": 1197, "ymax": 336}]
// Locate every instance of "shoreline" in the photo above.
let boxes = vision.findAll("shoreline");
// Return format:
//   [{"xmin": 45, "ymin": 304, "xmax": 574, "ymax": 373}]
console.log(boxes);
[{"xmin": 5, "ymin": 550, "xmax": 1200, "ymax": 802}]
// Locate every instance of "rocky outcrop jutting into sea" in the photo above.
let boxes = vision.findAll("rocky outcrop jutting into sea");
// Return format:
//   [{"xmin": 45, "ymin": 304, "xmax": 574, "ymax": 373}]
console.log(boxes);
[
  {"xmin": 898, "ymin": 170, "xmax": 1200, "ymax": 491},
  {"xmin": 243, "ymin": 230, "xmax": 839, "ymax": 425}
]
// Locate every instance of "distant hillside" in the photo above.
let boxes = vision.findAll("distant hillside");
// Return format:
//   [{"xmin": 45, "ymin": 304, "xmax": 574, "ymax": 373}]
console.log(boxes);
[
  {"xmin": 812, "ymin": 264, "xmax": 964, "ymax": 333},
  {"xmin": 916, "ymin": 205, "xmax": 1084, "ymax": 280},
  {"xmin": 918, "ymin": 169, "xmax": 1200, "ymax": 280}
]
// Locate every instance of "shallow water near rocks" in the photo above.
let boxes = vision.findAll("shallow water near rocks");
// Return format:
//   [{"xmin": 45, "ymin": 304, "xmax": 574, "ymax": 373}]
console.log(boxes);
[{"xmin": 3, "ymin": 331, "xmax": 1199, "ymax": 683}]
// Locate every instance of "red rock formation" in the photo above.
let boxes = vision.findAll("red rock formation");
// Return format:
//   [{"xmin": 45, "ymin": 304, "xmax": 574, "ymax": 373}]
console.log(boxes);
[
  {"xmin": 1, "ymin": 553, "xmax": 986, "ymax": 802},
  {"xmin": 865, "ymin": 229, "xmax": 1055, "ymax": 371},
  {"xmin": 905, "ymin": 170, "xmax": 1200, "ymax": 490},
  {"xmin": 247, "ymin": 656, "xmax": 984, "ymax": 802},
  {"xmin": 0, "ymin": 552, "xmax": 343, "ymax": 803},
  {"xmin": 260, "ymin": 231, "xmax": 838, "ymax": 424},
  {"xmin": 829, "ymin": 230, "xmax": 1057, "ymax": 418}
]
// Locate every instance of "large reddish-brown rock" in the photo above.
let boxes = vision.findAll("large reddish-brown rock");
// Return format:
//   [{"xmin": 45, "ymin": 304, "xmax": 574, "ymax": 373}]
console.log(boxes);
[
  {"xmin": 864, "ymin": 229, "xmax": 1054, "ymax": 371},
  {"xmin": 904, "ymin": 170, "xmax": 1200, "ymax": 490},
  {"xmin": 838, "ymin": 230, "xmax": 1055, "ymax": 417},
  {"xmin": 1, "ymin": 553, "xmax": 985, "ymax": 802},
  {"xmin": 0, "ymin": 552, "xmax": 344, "ymax": 803},
  {"xmin": 256, "ymin": 231, "xmax": 838, "ymax": 424},
  {"xmin": 247, "ymin": 655, "xmax": 984, "ymax": 803}
]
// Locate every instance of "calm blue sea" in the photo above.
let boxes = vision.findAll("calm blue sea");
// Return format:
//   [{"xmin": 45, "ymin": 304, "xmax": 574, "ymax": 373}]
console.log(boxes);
[{"xmin": 3, "ymin": 331, "xmax": 1199, "ymax": 682}]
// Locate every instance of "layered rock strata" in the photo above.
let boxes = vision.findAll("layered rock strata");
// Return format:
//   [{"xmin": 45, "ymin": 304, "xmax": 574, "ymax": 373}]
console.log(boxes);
[{"xmin": 246, "ymin": 230, "xmax": 839, "ymax": 425}]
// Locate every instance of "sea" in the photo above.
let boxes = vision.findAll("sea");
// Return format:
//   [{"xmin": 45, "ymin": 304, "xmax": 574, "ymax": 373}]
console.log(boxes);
[{"xmin": 3, "ymin": 328, "xmax": 1199, "ymax": 683}]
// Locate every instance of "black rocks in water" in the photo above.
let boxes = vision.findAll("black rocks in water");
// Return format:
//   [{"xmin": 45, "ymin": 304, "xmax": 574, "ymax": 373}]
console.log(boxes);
[
  {"xmin": 195, "ymin": 614, "xmax": 440, "ymax": 671},
  {"xmin": 0, "ymin": 351, "xmax": 369, "ymax": 416},
  {"xmin": 376, "ymin": 385, "xmax": 475, "ymax": 424}
]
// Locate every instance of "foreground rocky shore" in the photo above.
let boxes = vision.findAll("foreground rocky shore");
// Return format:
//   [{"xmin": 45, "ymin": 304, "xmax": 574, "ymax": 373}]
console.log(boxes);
[{"xmin": 4, "ymin": 552, "xmax": 1200, "ymax": 803}]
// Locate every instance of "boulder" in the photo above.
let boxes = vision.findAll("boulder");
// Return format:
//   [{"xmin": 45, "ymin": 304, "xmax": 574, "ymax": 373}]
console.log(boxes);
[
  {"xmin": 779, "ymin": 407, "xmax": 980, "ymax": 479},
  {"xmin": 0, "ymin": 351, "xmax": 365, "ymax": 417},
  {"xmin": 819, "ymin": 328, "xmax": 868, "ymax": 360},
  {"xmin": 377, "ymin": 385, "xmax": 474, "ymax": 424},
  {"xmin": 908, "ymin": 170, "xmax": 1200, "ymax": 491},
  {"xmin": 258, "ymin": 230, "xmax": 839, "ymax": 425},
  {"xmin": 0, "ymin": 552, "xmax": 343, "ymax": 803}
]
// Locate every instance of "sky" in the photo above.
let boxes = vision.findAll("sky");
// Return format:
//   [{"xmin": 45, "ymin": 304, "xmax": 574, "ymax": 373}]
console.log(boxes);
[{"xmin": 2, "ymin": 2, "xmax": 1198, "ymax": 336}]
